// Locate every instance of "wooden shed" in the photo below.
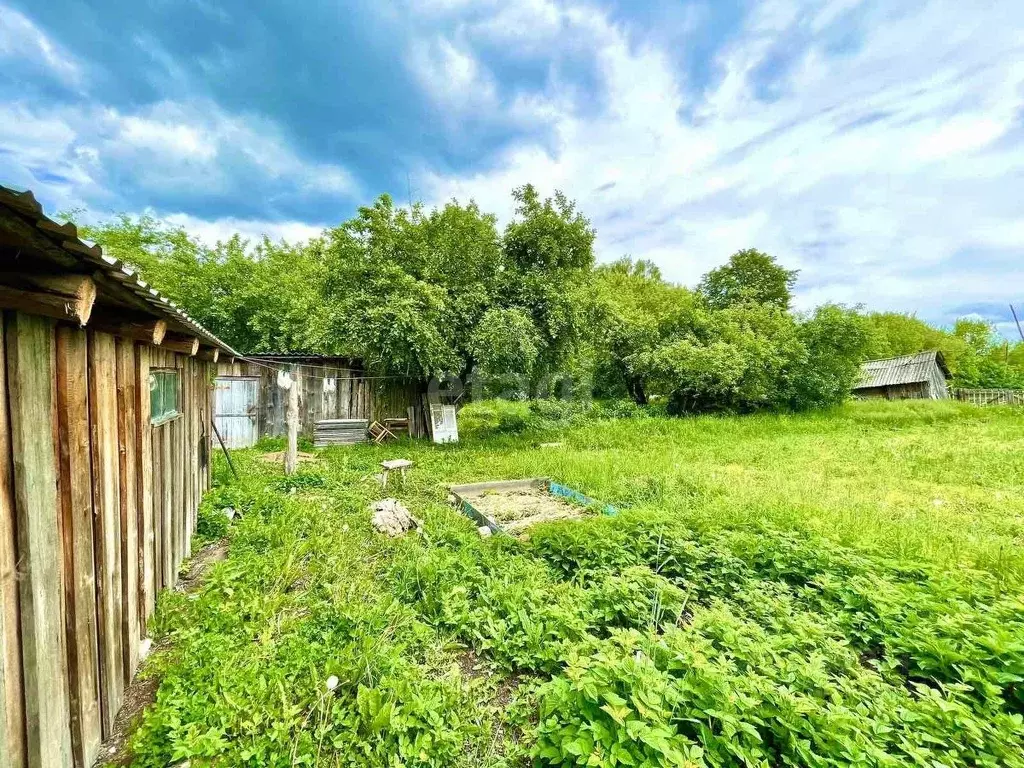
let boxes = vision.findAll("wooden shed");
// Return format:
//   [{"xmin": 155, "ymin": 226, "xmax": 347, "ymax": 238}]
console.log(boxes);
[
  {"xmin": 215, "ymin": 355, "xmax": 422, "ymax": 447},
  {"xmin": 0, "ymin": 186, "xmax": 237, "ymax": 768},
  {"xmin": 853, "ymin": 350, "xmax": 950, "ymax": 400}
]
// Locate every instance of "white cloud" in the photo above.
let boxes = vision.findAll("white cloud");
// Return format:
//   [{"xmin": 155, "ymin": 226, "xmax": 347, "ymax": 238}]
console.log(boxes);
[
  {"xmin": 419, "ymin": 0, "xmax": 1024, "ymax": 328},
  {"xmin": 108, "ymin": 101, "xmax": 359, "ymax": 196},
  {"xmin": 118, "ymin": 115, "xmax": 218, "ymax": 162},
  {"xmin": 1, "ymin": 99, "xmax": 359, "ymax": 205},
  {"xmin": 408, "ymin": 36, "xmax": 498, "ymax": 116},
  {"xmin": 0, "ymin": 5, "xmax": 80, "ymax": 84},
  {"xmin": 162, "ymin": 212, "xmax": 326, "ymax": 247}
]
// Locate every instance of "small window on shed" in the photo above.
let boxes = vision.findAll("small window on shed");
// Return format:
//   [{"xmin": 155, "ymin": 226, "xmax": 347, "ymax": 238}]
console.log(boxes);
[{"xmin": 150, "ymin": 369, "xmax": 180, "ymax": 424}]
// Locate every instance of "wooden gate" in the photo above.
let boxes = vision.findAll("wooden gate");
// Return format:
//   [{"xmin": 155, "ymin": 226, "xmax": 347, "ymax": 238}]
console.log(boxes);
[{"xmin": 214, "ymin": 377, "xmax": 259, "ymax": 448}]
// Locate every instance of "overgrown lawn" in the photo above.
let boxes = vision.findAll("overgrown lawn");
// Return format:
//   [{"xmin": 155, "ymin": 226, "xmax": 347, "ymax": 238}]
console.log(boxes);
[{"xmin": 125, "ymin": 401, "xmax": 1024, "ymax": 767}]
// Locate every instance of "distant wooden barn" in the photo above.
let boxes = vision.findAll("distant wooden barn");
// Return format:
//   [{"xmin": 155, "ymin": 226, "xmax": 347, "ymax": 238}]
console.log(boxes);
[
  {"xmin": 215, "ymin": 355, "xmax": 422, "ymax": 447},
  {"xmin": 0, "ymin": 185, "xmax": 236, "ymax": 768},
  {"xmin": 853, "ymin": 350, "xmax": 950, "ymax": 400}
]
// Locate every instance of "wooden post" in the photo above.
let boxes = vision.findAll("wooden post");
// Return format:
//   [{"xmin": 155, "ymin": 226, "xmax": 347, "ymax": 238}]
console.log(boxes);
[
  {"xmin": 283, "ymin": 369, "xmax": 298, "ymax": 476},
  {"xmin": 55, "ymin": 326, "xmax": 103, "ymax": 768},
  {"xmin": 135, "ymin": 345, "xmax": 155, "ymax": 629},
  {"xmin": 6, "ymin": 312, "xmax": 73, "ymax": 768},
  {"xmin": 115, "ymin": 340, "xmax": 140, "ymax": 684},
  {"xmin": 0, "ymin": 312, "xmax": 26, "ymax": 768},
  {"xmin": 87, "ymin": 331, "xmax": 124, "ymax": 738}
]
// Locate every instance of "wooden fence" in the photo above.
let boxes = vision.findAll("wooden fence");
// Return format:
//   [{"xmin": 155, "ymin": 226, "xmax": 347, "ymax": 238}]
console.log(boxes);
[
  {"xmin": 953, "ymin": 388, "xmax": 1024, "ymax": 406},
  {"xmin": 1, "ymin": 313, "xmax": 214, "ymax": 768}
]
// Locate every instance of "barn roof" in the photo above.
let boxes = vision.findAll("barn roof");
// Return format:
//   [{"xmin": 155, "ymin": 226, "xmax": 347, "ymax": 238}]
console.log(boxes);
[
  {"xmin": 854, "ymin": 350, "xmax": 950, "ymax": 390},
  {"xmin": 0, "ymin": 185, "xmax": 239, "ymax": 356}
]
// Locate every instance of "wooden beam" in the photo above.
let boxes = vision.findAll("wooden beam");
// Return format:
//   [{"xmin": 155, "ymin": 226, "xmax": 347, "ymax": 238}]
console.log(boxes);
[
  {"xmin": 161, "ymin": 334, "xmax": 198, "ymax": 356},
  {"xmin": 0, "ymin": 274, "xmax": 96, "ymax": 326},
  {"xmin": 197, "ymin": 346, "xmax": 219, "ymax": 363},
  {"xmin": 0, "ymin": 208, "xmax": 78, "ymax": 269},
  {"xmin": 114, "ymin": 340, "xmax": 140, "ymax": 686},
  {"xmin": 134, "ymin": 345, "xmax": 155, "ymax": 632},
  {"xmin": 88, "ymin": 271, "xmax": 164, "ymax": 319},
  {"xmin": 87, "ymin": 314, "xmax": 166, "ymax": 346}
]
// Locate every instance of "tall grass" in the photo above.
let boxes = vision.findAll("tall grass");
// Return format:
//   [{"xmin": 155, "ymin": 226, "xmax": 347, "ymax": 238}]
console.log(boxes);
[{"xmin": 382, "ymin": 399, "xmax": 1024, "ymax": 583}]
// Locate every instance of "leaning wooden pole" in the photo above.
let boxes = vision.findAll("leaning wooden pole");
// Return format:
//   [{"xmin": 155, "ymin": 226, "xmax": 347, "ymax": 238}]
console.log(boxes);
[
  {"xmin": 283, "ymin": 370, "xmax": 299, "ymax": 476},
  {"xmin": 210, "ymin": 420, "xmax": 239, "ymax": 481},
  {"xmin": 1011, "ymin": 304, "xmax": 1024, "ymax": 342}
]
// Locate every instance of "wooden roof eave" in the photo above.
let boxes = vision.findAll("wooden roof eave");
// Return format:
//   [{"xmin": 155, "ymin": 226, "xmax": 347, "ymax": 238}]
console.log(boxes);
[{"xmin": 0, "ymin": 185, "xmax": 240, "ymax": 356}]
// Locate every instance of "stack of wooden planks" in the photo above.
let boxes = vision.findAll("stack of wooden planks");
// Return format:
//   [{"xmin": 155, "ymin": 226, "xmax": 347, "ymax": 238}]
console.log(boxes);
[{"xmin": 313, "ymin": 418, "xmax": 369, "ymax": 446}]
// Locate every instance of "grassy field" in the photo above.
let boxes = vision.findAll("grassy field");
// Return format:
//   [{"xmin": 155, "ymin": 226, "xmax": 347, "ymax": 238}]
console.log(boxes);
[{"xmin": 124, "ymin": 401, "xmax": 1024, "ymax": 767}]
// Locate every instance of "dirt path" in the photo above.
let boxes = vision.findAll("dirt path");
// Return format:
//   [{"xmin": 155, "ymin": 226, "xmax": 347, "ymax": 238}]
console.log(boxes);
[{"xmin": 92, "ymin": 540, "xmax": 229, "ymax": 767}]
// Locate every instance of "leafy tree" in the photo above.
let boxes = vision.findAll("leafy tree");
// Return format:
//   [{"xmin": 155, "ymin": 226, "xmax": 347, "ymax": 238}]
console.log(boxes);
[
  {"xmin": 499, "ymin": 185, "xmax": 596, "ymax": 380},
  {"xmin": 591, "ymin": 258, "xmax": 699, "ymax": 404},
  {"xmin": 784, "ymin": 305, "xmax": 872, "ymax": 410},
  {"xmin": 71, "ymin": 189, "xmax": 897, "ymax": 409},
  {"xmin": 698, "ymin": 248, "xmax": 798, "ymax": 310},
  {"xmin": 864, "ymin": 312, "xmax": 959, "ymax": 362},
  {"xmin": 76, "ymin": 214, "xmax": 329, "ymax": 353},
  {"xmin": 317, "ymin": 195, "xmax": 470, "ymax": 375},
  {"xmin": 470, "ymin": 307, "xmax": 541, "ymax": 378},
  {"xmin": 650, "ymin": 303, "xmax": 805, "ymax": 414}
]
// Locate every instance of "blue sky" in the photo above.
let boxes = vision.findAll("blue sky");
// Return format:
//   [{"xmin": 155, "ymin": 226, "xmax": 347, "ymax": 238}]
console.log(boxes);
[{"xmin": 1, "ymin": 0, "xmax": 1022, "ymax": 334}]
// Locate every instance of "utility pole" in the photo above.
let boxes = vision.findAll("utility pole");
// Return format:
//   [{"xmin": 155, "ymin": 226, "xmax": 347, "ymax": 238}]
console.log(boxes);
[{"xmin": 1011, "ymin": 304, "xmax": 1024, "ymax": 342}]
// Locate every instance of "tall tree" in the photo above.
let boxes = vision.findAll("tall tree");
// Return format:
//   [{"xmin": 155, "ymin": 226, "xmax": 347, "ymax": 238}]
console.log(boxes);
[
  {"xmin": 316, "ymin": 194, "xmax": 504, "ymax": 376},
  {"xmin": 499, "ymin": 184, "xmax": 596, "ymax": 380},
  {"xmin": 592, "ymin": 258, "xmax": 699, "ymax": 404},
  {"xmin": 698, "ymin": 248, "xmax": 798, "ymax": 310}
]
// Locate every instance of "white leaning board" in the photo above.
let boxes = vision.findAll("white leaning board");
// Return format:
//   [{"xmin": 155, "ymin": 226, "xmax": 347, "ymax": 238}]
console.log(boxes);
[{"xmin": 429, "ymin": 404, "xmax": 459, "ymax": 443}]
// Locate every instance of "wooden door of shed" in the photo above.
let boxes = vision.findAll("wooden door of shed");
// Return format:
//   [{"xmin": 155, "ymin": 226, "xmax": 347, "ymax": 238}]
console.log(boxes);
[{"xmin": 214, "ymin": 377, "xmax": 259, "ymax": 448}]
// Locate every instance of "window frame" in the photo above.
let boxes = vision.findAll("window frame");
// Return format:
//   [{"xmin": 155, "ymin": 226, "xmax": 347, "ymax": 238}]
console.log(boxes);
[{"xmin": 150, "ymin": 368, "xmax": 182, "ymax": 426}]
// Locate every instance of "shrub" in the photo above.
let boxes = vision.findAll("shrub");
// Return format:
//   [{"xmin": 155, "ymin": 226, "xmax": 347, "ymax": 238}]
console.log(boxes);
[
  {"xmin": 195, "ymin": 502, "xmax": 230, "ymax": 543},
  {"xmin": 594, "ymin": 398, "xmax": 649, "ymax": 419},
  {"xmin": 529, "ymin": 397, "xmax": 593, "ymax": 425},
  {"xmin": 458, "ymin": 399, "xmax": 538, "ymax": 438}
]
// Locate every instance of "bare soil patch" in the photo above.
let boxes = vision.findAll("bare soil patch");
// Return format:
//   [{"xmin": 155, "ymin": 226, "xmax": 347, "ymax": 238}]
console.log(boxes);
[
  {"xmin": 470, "ymin": 487, "xmax": 587, "ymax": 534},
  {"xmin": 92, "ymin": 668, "xmax": 161, "ymax": 767},
  {"xmin": 177, "ymin": 539, "xmax": 229, "ymax": 592}
]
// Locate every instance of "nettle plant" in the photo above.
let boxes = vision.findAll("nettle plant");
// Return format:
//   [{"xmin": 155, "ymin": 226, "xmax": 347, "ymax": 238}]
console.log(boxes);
[{"xmin": 392, "ymin": 509, "xmax": 1024, "ymax": 767}]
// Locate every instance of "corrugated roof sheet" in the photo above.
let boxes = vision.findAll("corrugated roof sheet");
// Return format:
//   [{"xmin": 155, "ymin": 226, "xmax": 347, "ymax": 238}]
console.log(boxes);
[
  {"xmin": 854, "ymin": 350, "xmax": 949, "ymax": 389},
  {"xmin": 0, "ymin": 185, "xmax": 239, "ymax": 356}
]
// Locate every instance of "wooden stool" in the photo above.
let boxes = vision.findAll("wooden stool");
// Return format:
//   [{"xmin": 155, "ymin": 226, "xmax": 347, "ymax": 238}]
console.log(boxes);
[{"xmin": 379, "ymin": 459, "xmax": 414, "ymax": 487}]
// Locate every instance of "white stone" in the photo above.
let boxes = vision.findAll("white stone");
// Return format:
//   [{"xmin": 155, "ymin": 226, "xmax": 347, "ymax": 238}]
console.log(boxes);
[{"xmin": 370, "ymin": 498, "xmax": 420, "ymax": 537}]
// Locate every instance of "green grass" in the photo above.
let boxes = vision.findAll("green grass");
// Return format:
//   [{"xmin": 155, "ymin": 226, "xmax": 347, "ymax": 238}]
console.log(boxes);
[{"xmin": 126, "ymin": 401, "xmax": 1024, "ymax": 767}]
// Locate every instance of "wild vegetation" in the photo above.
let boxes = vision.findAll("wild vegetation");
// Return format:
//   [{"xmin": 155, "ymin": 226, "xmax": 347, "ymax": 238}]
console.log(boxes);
[
  {"xmin": 124, "ymin": 401, "xmax": 1024, "ymax": 767},
  {"xmin": 72, "ymin": 188, "xmax": 1024, "ymax": 405}
]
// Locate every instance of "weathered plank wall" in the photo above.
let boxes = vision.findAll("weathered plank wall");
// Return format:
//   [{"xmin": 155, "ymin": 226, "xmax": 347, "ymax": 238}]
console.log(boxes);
[
  {"xmin": 216, "ymin": 359, "xmax": 420, "ymax": 441},
  {"xmin": 0, "ymin": 311, "xmax": 215, "ymax": 768}
]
